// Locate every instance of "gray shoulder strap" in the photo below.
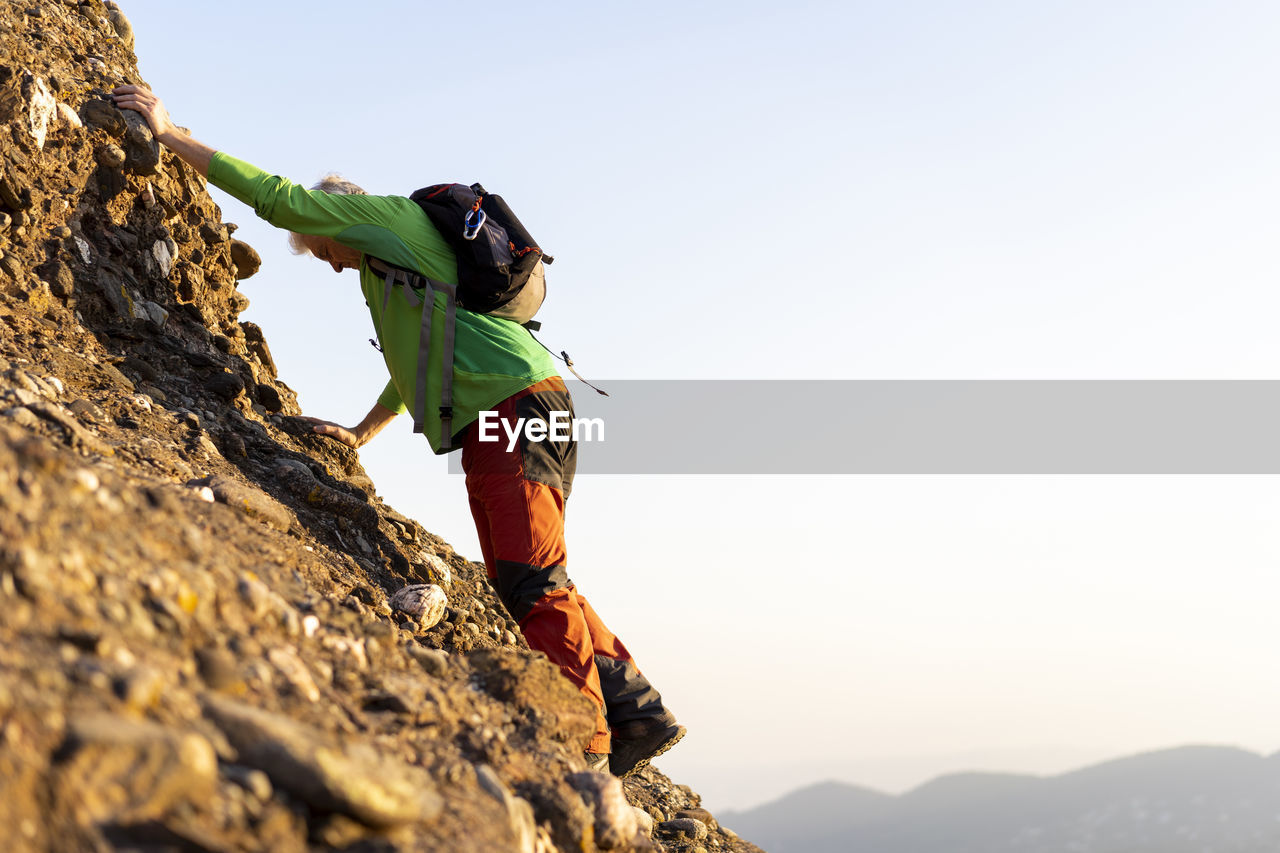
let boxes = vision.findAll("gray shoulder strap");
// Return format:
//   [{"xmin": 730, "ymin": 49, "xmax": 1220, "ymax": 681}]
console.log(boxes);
[{"xmin": 375, "ymin": 262, "xmax": 457, "ymax": 449}]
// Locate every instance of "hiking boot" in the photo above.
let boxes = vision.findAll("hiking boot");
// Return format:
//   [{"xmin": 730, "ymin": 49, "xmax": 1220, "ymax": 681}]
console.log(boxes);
[
  {"xmin": 608, "ymin": 716, "xmax": 686, "ymax": 779},
  {"xmin": 584, "ymin": 751, "xmax": 609, "ymax": 772}
]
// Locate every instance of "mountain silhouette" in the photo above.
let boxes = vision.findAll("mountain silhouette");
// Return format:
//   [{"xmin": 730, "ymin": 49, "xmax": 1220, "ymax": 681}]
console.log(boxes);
[{"xmin": 720, "ymin": 745, "xmax": 1280, "ymax": 853}]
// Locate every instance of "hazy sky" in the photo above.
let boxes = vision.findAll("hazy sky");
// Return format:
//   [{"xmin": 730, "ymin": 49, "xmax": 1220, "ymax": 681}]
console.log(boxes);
[{"xmin": 119, "ymin": 0, "xmax": 1280, "ymax": 809}]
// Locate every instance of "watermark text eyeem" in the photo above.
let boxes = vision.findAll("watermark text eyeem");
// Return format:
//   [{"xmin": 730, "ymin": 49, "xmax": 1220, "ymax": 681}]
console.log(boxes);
[{"xmin": 477, "ymin": 410, "xmax": 604, "ymax": 451}]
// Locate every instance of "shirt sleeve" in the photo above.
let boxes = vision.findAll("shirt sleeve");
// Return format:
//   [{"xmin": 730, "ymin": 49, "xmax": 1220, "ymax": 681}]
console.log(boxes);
[
  {"xmin": 207, "ymin": 151, "xmax": 401, "ymax": 240},
  {"xmin": 377, "ymin": 379, "xmax": 408, "ymax": 415}
]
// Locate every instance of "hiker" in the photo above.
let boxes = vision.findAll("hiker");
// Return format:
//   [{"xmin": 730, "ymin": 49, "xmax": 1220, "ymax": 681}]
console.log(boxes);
[{"xmin": 111, "ymin": 84, "xmax": 684, "ymax": 777}]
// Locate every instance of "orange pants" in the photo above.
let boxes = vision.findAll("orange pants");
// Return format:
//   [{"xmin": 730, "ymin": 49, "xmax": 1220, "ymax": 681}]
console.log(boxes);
[{"xmin": 461, "ymin": 377, "xmax": 666, "ymax": 753}]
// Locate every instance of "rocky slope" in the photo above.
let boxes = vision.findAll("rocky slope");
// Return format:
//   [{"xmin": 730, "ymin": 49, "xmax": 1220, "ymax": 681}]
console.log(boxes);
[{"xmin": 0, "ymin": 3, "xmax": 764, "ymax": 851}]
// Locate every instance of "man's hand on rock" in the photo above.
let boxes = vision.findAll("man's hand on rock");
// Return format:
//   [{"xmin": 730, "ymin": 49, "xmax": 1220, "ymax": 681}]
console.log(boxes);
[
  {"xmin": 294, "ymin": 416, "xmax": 361, "ymax": 449},
  {"xmin": 110, "ymin": 84, "xmax": 177, "ymax": 142},
  {"xmin": 109, "ymin": 84, "xmax": 216, "ymax": 177}
]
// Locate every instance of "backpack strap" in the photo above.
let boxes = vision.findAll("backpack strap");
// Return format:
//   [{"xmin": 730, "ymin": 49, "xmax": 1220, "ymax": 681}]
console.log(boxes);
[
  {"xmin": 438, "ymin": 280, "xmax": 458, "ymax": 447},
  {"xmin": 373, "ymin": 260, "xmax": 459, "ymax": 450}
]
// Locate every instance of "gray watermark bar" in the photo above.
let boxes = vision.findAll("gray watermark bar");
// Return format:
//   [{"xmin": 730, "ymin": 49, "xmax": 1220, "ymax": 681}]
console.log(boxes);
[{"xmin": 448, "ymin": 381, "xmax": 1280, "ymax": 475}]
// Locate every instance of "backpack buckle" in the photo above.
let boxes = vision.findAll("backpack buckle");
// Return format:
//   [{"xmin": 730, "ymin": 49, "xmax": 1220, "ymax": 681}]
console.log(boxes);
[{"xmin": 439, "ymin": 405, "xmax": 453, "ymax": 420}]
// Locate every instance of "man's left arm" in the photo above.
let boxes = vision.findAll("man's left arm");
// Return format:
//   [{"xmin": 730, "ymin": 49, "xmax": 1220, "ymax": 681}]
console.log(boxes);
[
  {"xmin": 111, "ymin": 84, "xmax": 215, "ymax": 177},
  {"xmin": 296, "ymin": 402, "xmax": 400, "ymax": 449}
]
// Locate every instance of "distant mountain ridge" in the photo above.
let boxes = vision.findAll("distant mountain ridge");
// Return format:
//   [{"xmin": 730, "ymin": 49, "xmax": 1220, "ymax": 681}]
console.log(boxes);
[{"xmin": 720, "ymin": 745, "xmax": 1280, "ymax": 853}]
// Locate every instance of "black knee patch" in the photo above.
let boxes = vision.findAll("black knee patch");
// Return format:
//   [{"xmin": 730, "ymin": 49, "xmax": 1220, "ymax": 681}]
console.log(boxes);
[{"xmin": 493, "ymin": 560, "xmax": 570, "ymax": 622}]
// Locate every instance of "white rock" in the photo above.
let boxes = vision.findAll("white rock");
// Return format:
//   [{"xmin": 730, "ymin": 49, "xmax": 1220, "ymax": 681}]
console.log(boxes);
[
  {"xmin": 73, "ymin": 469, "xmax": 100, "ymax": 493},
  {"xmin": 26, "ymin": 76, "xmax": 56, "ymax": 150},
  {"xmin": 196, "ymin": 486, "xmax": 215, "ymax": 503},
  {"xmin": 632, "ymin": 806, "xmax": 654, "ymax": 836},
  {"xmin": 420, "ymin": 552, "xmax": 451, "ymax": 587},
  {"xmin": 476, "ymin": 765, "xmax": 538, "ymax": 853},
  {"xmin": 389, "ymin": 584, "xmax": 447, "ymax": 629},
  {"xmin": 56, "ymin": 101, "xmax": 82, "ymax": 129},
  {"xmin": 151, "ymin": 239, "xmax": 176, "ymax": 277},
  {"xmin": 138, "ymin": 300, "xmax": 169, "ymax": 327},
  {"xmin": 267, "ymin": 646, "xmax": 320, "ymax": 702},
  {"xmin": 322, "ymin": 635, "xmax": 368, "ymax": 670},
  {"xmin": 569, "ymin": 771, "xmax": 640, "ymax": 849},
  {"xmin": 302, "ymin": 614, "xmax": 320, "ymax": 638}
]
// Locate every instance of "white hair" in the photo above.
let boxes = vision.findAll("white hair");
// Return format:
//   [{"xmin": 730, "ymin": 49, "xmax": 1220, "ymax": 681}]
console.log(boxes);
[{"xmin": 287, "ymin": 173, "xmax": 368, "ymax": 255}]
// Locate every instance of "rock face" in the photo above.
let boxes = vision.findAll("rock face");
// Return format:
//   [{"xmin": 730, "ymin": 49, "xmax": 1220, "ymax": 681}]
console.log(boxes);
[{"xmin": 0, "ymin": 3, "xmax": 765, "ymax": 853}]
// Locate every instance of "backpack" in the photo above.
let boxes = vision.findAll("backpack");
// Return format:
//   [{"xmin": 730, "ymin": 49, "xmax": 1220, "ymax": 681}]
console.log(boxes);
[
  {"xmin": 370, "ymin": 184, "xmax": 555, "ymax": 450},
  {"xmin": 410, "ymin": 183, "xmax": 552, "ymax": 324}
]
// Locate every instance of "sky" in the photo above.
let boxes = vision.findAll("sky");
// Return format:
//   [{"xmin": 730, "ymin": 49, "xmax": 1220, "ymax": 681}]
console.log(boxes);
[{"xmin": 117, "ymin": 0, "xmax": 1280, "ymax": 810}]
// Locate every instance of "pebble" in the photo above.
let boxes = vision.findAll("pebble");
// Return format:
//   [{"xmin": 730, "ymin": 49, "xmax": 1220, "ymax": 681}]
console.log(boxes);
[
  {"xmin": 569, "ymin": 771, "xmax": 641, "ymax": 848},
  {"xmin": 198, "ymin": 221, "xmax": 227, "ymax": 244},
  {"xmin": 675, "ymin": 807, "xmax": 717, "ymax": 828},
  {"xmin": 194, "ymin": 646, "xmax": 241, "ymax": 692},
  {"xmin": 113, "ymin": 665, "xmax": 163, "ymax": 711},
  {"xmin": 389, "ymin": 584, "xmax": 447, "ymax": 629},
  {"xmin": 3, "ymin": 406, "xmax": 39, "ymax": 428},
  {"xmin": 25, "ymin": 75, "xmax": 56, "ymax": 150},
  {"xmin": 56, "ymin": 101, "xmax": 81, "ymax": 128},
  {"xmin": 658, "ymin": 818, "xmax": 709, "ymax": 841},
  {"xmin": 196, "ymin": 433, "xmax": 219, "ymax": 457},
  {"xmin": 475, "ymin": 765, "xmax": 538, "ymax": 853},
  {"xmin": 58, "ymin": 714, "xmax": 217, "ymax": 824},
  {"xmin": 93, "ymin": 142, "xmax": 124, "ymax": 167},
  {"xmin": 150, "ymin": 238, "xmax": 175, "ymax": 277},
  {"xmin": 201, "ymin": 695, "xmax": 442, "ymax": 828},
  {"xmin": 236, "ymin": 573, "xmax": 273, "ymax": 617},
  {"xmin": 204, "ymin": 476, "xmax": 292, "ymax": 532},
  {"xmin": 205, "ymin": 371, "xmax": 244, "ymax": 401},
  {"xmin": 106, "ymin": 8, "xmax": 132, "ymax": 46},
  {"xmin": 72, "ymin": 468, "xmax": 99, "ymax": 492},
  {"xmin": 632, "ymin": 806, "xmax": 655, "ymax": 837},
  {"xmin": 121, "ymin": 110, "xmax": 159, "ymax": 174},
  {"xmin": 136, "ymin": 299, "xmax": 168, "ymax": 327},
  {"xmin": 267, "ymin": 646, "xmax": 320, "ymax": 702},
  {"xmin": 79, "ymin": 99, "xmax": 125, "ymax": 137},
  {"xmin": 229, "ymin": 239, "xmax": 260, "ymax": 279},
  {"xmin": 223, "ymin": 764, "xmax": 273, "ymax": 802},
  {"xmin": 7, "ymin": 369, "xmax": 39, "ymax": 394},
  {"xmin": 407, "ymin": 645, "xmax": 447, "ymax": 677},
  {"xmin": 321, "ymin": 635, "xmax": 368, "ymax": 671},
  {"xmin": 275, "ymin": 459, "xmax": 378, "ymax": 527}
]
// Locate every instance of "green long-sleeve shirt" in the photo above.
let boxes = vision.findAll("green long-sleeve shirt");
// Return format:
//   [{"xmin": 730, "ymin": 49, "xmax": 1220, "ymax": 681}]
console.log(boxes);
[{"xmin": 207, "ymin": 152, "xmax": 559, "ymax": 453}]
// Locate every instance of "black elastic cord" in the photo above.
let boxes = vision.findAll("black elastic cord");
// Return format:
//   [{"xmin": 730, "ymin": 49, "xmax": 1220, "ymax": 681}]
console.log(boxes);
[{"xmin": 526, "ymin": 330, "xmax": 609, "ymax": 397}]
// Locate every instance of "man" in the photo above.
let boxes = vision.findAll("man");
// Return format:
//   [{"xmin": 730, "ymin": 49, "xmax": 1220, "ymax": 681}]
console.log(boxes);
[{"xmin": 111, "ymin": 84, "xmax": 684, "ymax": 777}]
